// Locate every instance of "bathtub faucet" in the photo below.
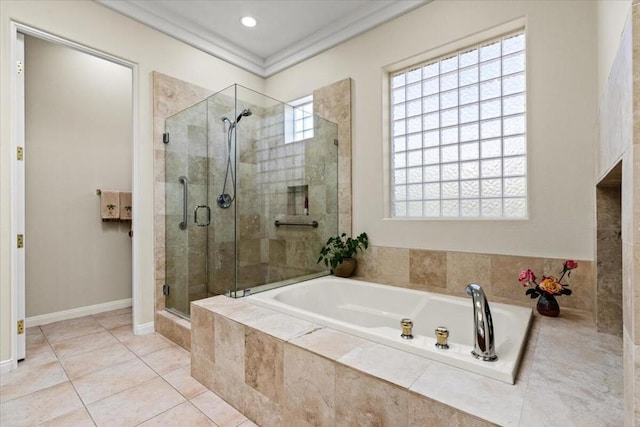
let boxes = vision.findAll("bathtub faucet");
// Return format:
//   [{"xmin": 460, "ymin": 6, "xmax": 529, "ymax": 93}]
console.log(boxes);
[{"xmin": 465, "ymin": 283, "xmax": 498, "ymax": 362}]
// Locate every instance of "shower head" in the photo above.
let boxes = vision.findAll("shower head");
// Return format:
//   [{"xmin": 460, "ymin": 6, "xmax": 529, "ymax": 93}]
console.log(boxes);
[{"xmin": 236, "ymin": 108, "xmax": 252, "ymax": 124}]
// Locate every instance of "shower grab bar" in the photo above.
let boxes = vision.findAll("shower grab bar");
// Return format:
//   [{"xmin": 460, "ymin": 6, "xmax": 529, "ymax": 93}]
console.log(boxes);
[
  {"xmin": 179, "ymin": 176, "xmax": 188, "ymax": 230},
  {"xmin": 274, "ymin": 220, "xmax": 318, "ymax": 228}
]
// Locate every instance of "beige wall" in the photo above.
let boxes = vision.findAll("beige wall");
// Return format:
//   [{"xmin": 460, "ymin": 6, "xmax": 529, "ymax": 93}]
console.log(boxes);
[
  {"xmin": 0, "ymin": 0, "xmax": 264, "ymax": 362},
  {"xmin": 265, "ymin": 0, "xmax": 598, "ymax": 261},
  {"xmin": 24, "ymin": 35, "xmax": 132, "ymax": 317}
]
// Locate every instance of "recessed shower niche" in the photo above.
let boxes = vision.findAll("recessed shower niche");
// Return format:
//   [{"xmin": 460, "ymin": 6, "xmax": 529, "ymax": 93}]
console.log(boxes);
[
  {"xmin": 162, "ymin": 84, "xmax": 338, "ymax": 317},
  {"xmin": 287, "ymin": 185, "xmax": 309, "ymax": 216}
]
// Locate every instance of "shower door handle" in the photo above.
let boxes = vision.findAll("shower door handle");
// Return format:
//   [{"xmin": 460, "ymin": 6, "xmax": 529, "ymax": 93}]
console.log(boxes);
[
  {"xmin": 194, "ymin": 205, "xmax": 211, "ymax": 227},
  {"xmin": 179, "ymin": 176, "xmax": 188, "ymax": 230}
]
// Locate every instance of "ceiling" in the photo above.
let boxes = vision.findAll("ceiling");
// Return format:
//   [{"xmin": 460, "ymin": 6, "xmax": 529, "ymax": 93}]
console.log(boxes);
[{"xmin": 97, "ymin": 0, "xmax": 428, "ymax": 77}]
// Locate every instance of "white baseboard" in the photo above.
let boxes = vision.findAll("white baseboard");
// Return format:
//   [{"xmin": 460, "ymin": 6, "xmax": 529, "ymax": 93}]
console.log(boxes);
[
  {"xmin": 134, "ymin": 321, "xmax": 154, "ymax": 335},
  {"xmin": 0, "ymin": 358, "xmax": 17, "ymax": 374},
  {"xmin": 25, "ymin": 298, "xmax": 132, "ymax": 328}
]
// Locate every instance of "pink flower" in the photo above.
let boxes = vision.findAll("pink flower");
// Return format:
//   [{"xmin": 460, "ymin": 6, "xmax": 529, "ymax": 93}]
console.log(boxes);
[
  {"xmin": 564, "ymin": 260, "xmax": 578, "ymax": 270},
  {"xmin": 518, "ymin": 269, "xmax": 536, "ymax": 286}
]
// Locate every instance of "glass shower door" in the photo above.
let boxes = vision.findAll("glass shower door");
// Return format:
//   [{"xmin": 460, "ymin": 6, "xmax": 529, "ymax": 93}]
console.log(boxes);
[{"xmin": 164, "ymin": 100, "xmax": 209, "ymax": 317}]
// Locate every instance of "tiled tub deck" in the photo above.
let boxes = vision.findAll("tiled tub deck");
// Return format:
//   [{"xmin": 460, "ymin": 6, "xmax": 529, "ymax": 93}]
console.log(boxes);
[{"xmin": 191, "ymin": 296, "xmax": 623, "ymax": 426}]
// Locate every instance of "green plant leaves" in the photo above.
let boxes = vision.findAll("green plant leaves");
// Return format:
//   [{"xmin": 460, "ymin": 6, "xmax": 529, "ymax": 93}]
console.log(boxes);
[{"xmin": 316, "ymin": 232, "xmax": 369, "ymax": 271}]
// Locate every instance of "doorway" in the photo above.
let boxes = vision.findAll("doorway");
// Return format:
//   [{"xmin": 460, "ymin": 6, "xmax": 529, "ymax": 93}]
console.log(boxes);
[{"xmin": 11, "ymin": 24, "xmax": 138, "ymax": 367}]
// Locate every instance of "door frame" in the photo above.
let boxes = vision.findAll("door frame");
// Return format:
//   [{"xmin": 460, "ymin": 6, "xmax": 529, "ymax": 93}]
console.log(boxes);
[{"xmin": 9, "ymin": 21, "xmax": 141, "ymax": 371}]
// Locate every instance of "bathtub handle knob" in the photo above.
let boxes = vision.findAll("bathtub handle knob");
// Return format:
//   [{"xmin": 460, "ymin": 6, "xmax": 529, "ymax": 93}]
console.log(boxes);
[
  {"xmin": 401, "ymin": 318, "xmax": 413, "ymax": 339},
  {"xmin": 435, "ymin": 326, "xmax": 450, "ymax": 349}
]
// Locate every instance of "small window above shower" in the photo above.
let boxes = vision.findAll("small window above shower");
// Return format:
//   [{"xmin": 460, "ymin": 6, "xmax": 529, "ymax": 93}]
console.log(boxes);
[{"xmin": 285, "ymin": 95, "xmax": 314, "ymax": 143}]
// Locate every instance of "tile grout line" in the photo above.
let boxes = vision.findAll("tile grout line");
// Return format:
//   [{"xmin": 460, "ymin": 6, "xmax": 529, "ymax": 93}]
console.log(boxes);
[
  {"xmin": 48, "ymin": 312, "xmax": 134, "ymax": 426},
  {"xmin": 38, "ymin": 325, "xmax": 98, "ymax": 426},
  {"xmin": 133, "ymin": 342, "xmax": 214, "ymax": 424}
]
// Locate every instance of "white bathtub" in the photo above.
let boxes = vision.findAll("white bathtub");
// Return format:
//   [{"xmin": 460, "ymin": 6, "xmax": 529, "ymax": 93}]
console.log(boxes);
[{"xmin": 248, "ymin": 276, "xmax": 532, "ymax": 384}]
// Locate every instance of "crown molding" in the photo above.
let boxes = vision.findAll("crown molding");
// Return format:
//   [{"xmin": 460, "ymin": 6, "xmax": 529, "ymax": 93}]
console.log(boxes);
[
  {"xmin": 97, "ymin": 0, "xmax": 428, "ymax": 78},
  {"xmin": 97, "ymin": 0, "xmax": 266, "ymax": 76},
  {"xmin": 263, "ymin": 0, "xmax": 427, "ymax": 76}
]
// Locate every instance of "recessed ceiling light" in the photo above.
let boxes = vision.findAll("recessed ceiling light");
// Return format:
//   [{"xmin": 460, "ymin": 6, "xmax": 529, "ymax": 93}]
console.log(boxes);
[{"xmin": 241, "ymin": 16, "xmax": 257, "ymax": 28}]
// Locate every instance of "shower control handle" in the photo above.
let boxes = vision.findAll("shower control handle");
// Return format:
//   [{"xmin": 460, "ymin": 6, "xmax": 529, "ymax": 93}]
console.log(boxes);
[
  {"xmin": 194, "ymin": 205, "xmax": 211, "ymax": 227},
  {"xmin": 179, "ymin": 176, "xmax": 188, "ymax": 230}
]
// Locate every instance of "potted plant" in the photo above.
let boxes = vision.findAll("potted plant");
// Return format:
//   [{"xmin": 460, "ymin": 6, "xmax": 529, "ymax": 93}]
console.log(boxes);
[{"xmin": 317, "ymin": 232, "xmax": 369, "ymax": 278}]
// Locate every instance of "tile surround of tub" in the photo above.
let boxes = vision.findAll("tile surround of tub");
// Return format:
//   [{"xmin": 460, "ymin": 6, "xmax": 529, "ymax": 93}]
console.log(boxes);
[
  {"xmin": 191, "ymin": 295, "xmax": 624, "ymax": 426},
  {"xmin": 355, "ymin": 245, "xmax": 596, "ymax": 312}
]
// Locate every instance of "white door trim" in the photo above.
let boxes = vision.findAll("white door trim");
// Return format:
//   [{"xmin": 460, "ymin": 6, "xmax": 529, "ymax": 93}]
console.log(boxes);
[
  {"xmin": 9, "ymin": 21, "xmax": 142, "ymax": 371},
  {"xmin": 15, "ymin": 31, "xmax": 25, "ymax": 362}
]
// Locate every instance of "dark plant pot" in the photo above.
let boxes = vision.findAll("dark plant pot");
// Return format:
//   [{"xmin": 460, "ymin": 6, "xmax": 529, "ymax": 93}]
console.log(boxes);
[
  {"xmin": 537, "ymin": 293, "xmax": 560, "ymax": 317},
  {"xmin": 333, "ymin": 258, "xmax": 356, "ymax": 278}
]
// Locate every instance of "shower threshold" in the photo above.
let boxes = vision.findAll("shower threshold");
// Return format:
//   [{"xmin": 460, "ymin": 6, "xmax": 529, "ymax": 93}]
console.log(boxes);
[{"xmin": 225, "ymin": 271, "xmax": 329, "ymax": 298}]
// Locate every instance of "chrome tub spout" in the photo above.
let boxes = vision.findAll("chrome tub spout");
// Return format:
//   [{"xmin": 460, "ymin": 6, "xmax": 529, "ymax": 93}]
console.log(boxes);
[{"xmin": 465, "ymin": 283, "xmax": 498, "ymax": 362}]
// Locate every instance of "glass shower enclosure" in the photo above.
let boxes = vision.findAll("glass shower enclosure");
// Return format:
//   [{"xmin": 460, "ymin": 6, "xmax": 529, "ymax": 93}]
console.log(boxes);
[{"xmin": 164, "ymin": 84, "xmax": 339, "ymax": 317}]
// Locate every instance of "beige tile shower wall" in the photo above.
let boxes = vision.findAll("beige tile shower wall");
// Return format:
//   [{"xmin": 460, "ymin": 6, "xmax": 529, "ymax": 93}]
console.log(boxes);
[
  {"xmin": 153, "ymin": 72, "xmax": 213, "ymax": 313},
  {"xmin": 354, "ymin": 246, "xmax": 595, "ymax": 312},
  {"xmin": 207, "ymin": 92, "xmax": 236, "ymax": 296},
  {"xmin": 313, "ymin": 79, "xmax": 352, "ymax": 234}
]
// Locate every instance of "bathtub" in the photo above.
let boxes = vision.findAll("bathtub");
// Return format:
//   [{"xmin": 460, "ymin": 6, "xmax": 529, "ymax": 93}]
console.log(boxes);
[{"xmin": 248, "ymin": 276, "xmax": 532, "ymax": 384}]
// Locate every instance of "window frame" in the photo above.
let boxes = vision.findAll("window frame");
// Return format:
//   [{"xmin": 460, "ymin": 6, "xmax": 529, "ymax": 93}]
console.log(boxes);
[
  {"xmin": 387, "ymin": 29, "xmax": 528, "ymax": 220},
  {"xmin": 285, "ymin": 94, "xmax": 314, "ymax": 144}
]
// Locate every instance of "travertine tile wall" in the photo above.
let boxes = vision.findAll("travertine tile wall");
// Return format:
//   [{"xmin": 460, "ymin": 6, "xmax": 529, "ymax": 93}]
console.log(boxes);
[
  {"xmin": 354, "ymin": 246, "xmax": 595, "ymax": 311},
  {"xmin": 153, "ymin": 72, "xmax": 213, "ymax": 315},
  {"xmin": 164, "ymin": 100, "xmax": 210, "ymax": 312},
  {"xmin": 598, "ymin": 7, "xmax": 639, "ymax": 425},
  {"xmin": 627, "ymin": 4, "xmax": 640, "ymax": 414},
  {"xmin": 313, "ymin": 79, "xmax": 352, "ymax": 234},
  {"xmin": 596, "ymin": 184, "xmax": 623, "ymax": 336}
]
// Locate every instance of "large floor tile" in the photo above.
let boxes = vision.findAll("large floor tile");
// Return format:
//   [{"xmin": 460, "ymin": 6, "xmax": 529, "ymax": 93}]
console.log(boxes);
[
  {"xmin": 141, "ymin": 344, "xmax": 190, "ymax": 375},
  {"xmin": 52, "ymin": 330, "xmax": 119, "ymax": 359},
  {"xmin": 38, "ymin": 406, "xmax": 95, "ymax": 427},
  {"xmin": 109, "ymin": 324, "xmax": 135, "ymax": 342},
  {"xmin": 162, "ymin": 365, "xmax": 207, "ymax": 399},
  {"xmin": 138, "ymin": 401, "xmax": 215, "ymax": 426},
  {"xmin": 18, "ymin": 342, "xmax": 58, "ymax": 370},
  {"xmin": 94, "ymin": 313, "xmax": 132, "ymax": 330},
  {"xmin": 20, "ymin": 327, "xmax": 58, "ymax": 369},
  {"xmin": 123, "ymin": 333, "xmax": 174, "ymax": 356},
  {"xmin": 73, "ymin": 358, "xmax": 157, "ymax": 404},
  {"xmin": 60, "ymin": 342, "xmax": 137, "ymax": 380},
  {"xmin": 0, "ymin": 360, "xmax": 68, "ymax": 403},
  {"xmin": 0, "ymin": 381, "xmax": 83, "ymax": 426},
  {"xmin": 191, "ymin": 390, "xmax": 248, "ymax": 427},
  {"xmin": 40, "ymin": 316, "xmax": 106, "ymax": 344},
  {"xmin": 87, "ymin": 377, "xmax": 185, "ymax": 426}
]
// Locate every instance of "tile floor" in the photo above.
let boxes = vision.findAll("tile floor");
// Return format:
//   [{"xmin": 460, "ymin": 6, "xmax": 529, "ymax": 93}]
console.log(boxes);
[{"xmin": 0, "ymin": 308, "xmax": 256, "ymax": 427}]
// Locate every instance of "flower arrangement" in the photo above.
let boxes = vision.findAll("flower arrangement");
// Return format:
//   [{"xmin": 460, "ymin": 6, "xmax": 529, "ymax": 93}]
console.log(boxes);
[{"xmin": 518, "ymin": 260, "xmax": 578, "ymax": 299}]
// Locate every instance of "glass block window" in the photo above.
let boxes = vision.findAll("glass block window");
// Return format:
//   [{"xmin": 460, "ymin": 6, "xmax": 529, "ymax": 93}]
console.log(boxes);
[
  {"xmin": 285, "ymin": 95, "xmax": 314, "ymax": 143},
  {"xmin": 390, "ymin": 31, "xmax": 527, "ymax": 218}
]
